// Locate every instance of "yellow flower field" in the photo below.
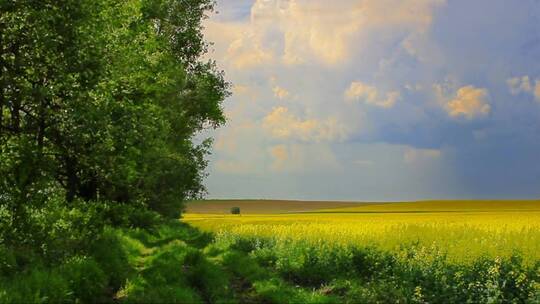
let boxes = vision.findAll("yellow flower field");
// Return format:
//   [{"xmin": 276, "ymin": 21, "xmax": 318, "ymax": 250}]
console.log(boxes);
[{"xmin": 184, "ymin": 200, "xmax": 540, "ymax": 264}]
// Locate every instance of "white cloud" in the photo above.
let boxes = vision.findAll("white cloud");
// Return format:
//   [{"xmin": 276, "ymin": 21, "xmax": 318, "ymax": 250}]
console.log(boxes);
[
  {"xmin": 201, "ymin": 1, "xmax": 540, "ymax": 200},
  {"xmin": 205, "ymin": 0, "xmax": 446, "ymax": 68},
  {"xmin": 345, "ymin": 81, "xmax": 400, "ymax": 108},
  {"xmin": 262, "ymin": 106, "xmax": 349, "ymax": 143},
  {"xmin": 445, "ymin": 85, "xmax": 490, "ymax": 119}
]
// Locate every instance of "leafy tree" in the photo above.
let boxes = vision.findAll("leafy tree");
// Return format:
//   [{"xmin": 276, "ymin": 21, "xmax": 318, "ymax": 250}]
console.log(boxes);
[{"xmin": 0, "ymin": 0, "xmax": 228, "ymax": 236}]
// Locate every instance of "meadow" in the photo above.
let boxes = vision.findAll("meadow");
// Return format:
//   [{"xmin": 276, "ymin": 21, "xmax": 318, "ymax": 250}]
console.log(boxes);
[
  {"xmin": 184, "ymin": 200, "xmax": 540, "ymax": 302},
  {"xmin": 2, "ymin": 200, "xmax": 539, "ymax": 303}
]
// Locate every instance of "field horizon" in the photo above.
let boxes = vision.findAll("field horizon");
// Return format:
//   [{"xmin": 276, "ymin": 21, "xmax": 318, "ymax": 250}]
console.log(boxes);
[
  {"xmin": 185, "ymin": 198, "xmax": 540, "ymax": 264},
  {"xmin": 185, "ymin": 199, "xmax": 540, "ymax": 214}
]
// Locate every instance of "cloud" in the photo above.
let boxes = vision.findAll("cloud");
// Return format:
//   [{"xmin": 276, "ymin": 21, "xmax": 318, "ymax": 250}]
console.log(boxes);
[
  {"xmin": 404, "ymin": 83, "xmax": 424, "ymax": 92},
  {"xmin": 268, "ymin": 143, "xmax": 341, "ymax": 173},
  {"xmin": 445, "ymin": 85, "xmax": 490, "ymax": 119},
  {"xmin": 272, "ymin": 85, "xmax": 290, "ymax": 99},
  {"xmin": 202, "ymin": 0, "xmax": 540, "ymax": 200},
  {"xmin": 203, "ymin": 20, "xmax": 272, "ymax": 69},
  {"xmin": 507, "ymin": 76, "xmax": 540, "ymax": 102},
  {"xmin": 228, "ymin": 38, "xmax": 275, "ymax": 69},
  {"xmin": 205, "ymin": 0, "xmax": 446, "ymax": 67},
  {"xmin": 345, "ymin": 81, "xmax": 400, "ymax": 108},
  {"xmin": 231, "ymin": 84, "xmax": 250, "ymax": 96},
  {"xmin": 403, "ymin": 147, "xmax": 441, "ymax": 164},
  {"xmin": 270, "ymin": 144, "xmax": 288, "ymax": 161},
  {"xmin": 507, "ymin": 76, "xmax": 532, "ymax": 95},
  {"xmin": 269, "ymin": 144, "xmax": 289, "ymax": 171},
  {"xmin": 262, "ymin": 106, "xmax": 349, "ymax": 143},
  {"xmin": 535, "ymin": 80, "xmax": 540, "ymax": 101},
  {"xmin": 214, "ymin": 159, "xmax": 256, "ymax": 174}
]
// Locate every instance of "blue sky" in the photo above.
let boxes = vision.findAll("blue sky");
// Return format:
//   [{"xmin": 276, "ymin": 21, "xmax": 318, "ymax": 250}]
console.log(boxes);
[{"xmin": 200, "ymin": 0, "xmax": 540, "ymax": 201}]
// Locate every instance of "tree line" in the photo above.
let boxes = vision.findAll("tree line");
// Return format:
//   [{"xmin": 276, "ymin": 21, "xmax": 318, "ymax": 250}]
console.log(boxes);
[
  {"xmin": 0, "ymin": 0, "xmax": 227, "ymax": 214},
  {"xmin": 0, "ymin": 0, "xmax": 227, "ymax": 257}
]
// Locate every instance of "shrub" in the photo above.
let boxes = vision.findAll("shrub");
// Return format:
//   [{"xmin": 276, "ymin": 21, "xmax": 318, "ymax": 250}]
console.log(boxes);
[
  {"xmin": 230, "ymin": 207, "xmax": 240, "ymax": 215},
  {"xmin": 60, "ymin": 256, "xmax": 108, "ymax": 303},
  {"xmin": 221, "ymin": 250, "xmax": 267, "ymax": 282},
  {"xmin": 350, "ymin": 246, "xmax": 396, "ymax": 279},
  {"xmin": 0, "ymin": 195, "xmax": 107, "ymax": 266},
  {"xmin": 253, "ymin": 278, "xmax": 339, "ymax": 304},
  {"xmin": 0, "ymin": 245, "xmax": 17, "ymax": 276},
  {"xmin": 98, "ymin": 201, "xmax": 161, "ymax": 229},
  {"xmin": 91, "ymin": 228, "xmax": 131, "ymax": 290},
  {"xmin": 0, "ymin": 267, "xmax": 71, "ymax": 303}
]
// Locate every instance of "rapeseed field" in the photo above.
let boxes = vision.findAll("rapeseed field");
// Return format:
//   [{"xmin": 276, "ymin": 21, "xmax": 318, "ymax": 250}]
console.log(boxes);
[{"xmin": 185, "ymin": 200, "xmax": 540, "ymax": 264}]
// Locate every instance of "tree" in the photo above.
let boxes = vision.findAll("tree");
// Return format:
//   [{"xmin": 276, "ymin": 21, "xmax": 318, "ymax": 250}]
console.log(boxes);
[{"xmin": 0, "ymin": 0, "xmax": 228, "ymax": 226}]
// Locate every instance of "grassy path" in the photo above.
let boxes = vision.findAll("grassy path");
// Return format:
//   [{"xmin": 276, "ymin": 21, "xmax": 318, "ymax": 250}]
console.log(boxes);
[
  {"xmin": 113, "ymin": 220, "xmax": 340, "ymax": 303},
  {"xmin": 114, "ymin": 221, "xmax": 233, "ymax": 303},
  {"xmin": 66, "ymin": 217, "xmax": 535, "ymax": 303}
]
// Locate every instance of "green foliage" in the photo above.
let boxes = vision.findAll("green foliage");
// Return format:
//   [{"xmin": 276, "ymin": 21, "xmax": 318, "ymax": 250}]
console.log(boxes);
[
  {"xmin": 211, "ymin": 234, "xmax": 540, "ymax": 303},
  {"xmin": 0, "ymin": 248, "xmax": 117, "ymax": 304},
  {"xmin": 90, "ymin": 228, "xmax": 132, "ymax": 290},
  {"xmin": 116, "ymin": 221, "xmax": 234, "ymax": 303},
  {"xmin": 4, "ymin": 217, "xmax": 536, "ymax": 303},
  {"xmin": 230, "ymin": 206, "xmax": 241, "ymax": 214},
  {"xmin": 0, "ymin": 0, "xmax": 227, "ymax": 226},
  {"xmin": 221, "ymin": 250, "xmax": 267, "ymax": 282},
  {"xmin": 0, "ymin": 245, "xmax": 16, "ymax": 276},
  {"xmin": 0, "ymin": 267, "xmax": 72, "ymax": 304},
  {"xmin": 253, "ymin": 278, "xmax": 340, "ymax": 304},
  {"xmin": 60, "ymin": 256, "xmax": 108, "ymax": 303},
  {"xmin": 0, "ymin": 0, "xmax": 235, "ymax": 302},
  {"xmin": 0, "ymin": 194, "xmax": 106, "ymax": 269},
  {"xmin": 1, "ymin": 0, "xmax": 227, "ymax": 299}
]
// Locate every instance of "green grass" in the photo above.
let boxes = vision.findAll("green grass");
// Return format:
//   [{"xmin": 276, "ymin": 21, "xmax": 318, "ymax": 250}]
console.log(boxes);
[{"xmin": 2, "ymin": 203, "xmax": 539, "ymax": 303}]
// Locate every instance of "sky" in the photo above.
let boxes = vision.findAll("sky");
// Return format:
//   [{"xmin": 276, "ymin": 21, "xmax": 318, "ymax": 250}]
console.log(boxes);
[{"xmin": 199, "ymin": 0, "xmax": 540, "ymax": 201}]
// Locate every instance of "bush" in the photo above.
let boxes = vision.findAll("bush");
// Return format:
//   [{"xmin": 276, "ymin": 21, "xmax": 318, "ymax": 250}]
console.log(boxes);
[
  {"xmin": 60, "ymin": 256, "xmax": 108, "ymax": 303},
  {"xmin": 24, "ymin": 197, "xmax": 106, "ymax": 263},
  {"xmin": 98, "ymin": 201, "xmax": 161, "ymax": 229},
  {"xmin": 0, "ymin": 194, "xmax": 107, "ymax": 267},
  {"xmin": 0, "ymin": 266, "xmax": 71, "ymax": 303},
  {"xmin": 224, "ymin": 234, "xmax": 540, "ymax": 303},
  {"xmin": 91, "ymin": 228, "xmax": 131, "ymax": 290},
  {"xmin": 0, "ymin": 245, "xmax": 16, "ymax": 276},
  {"xmin": 351, "ymin": 246, "xmax": 396, "ymax": 279},
  {"xmin": 0, "ymin": 254, "xmax": 122, "ymax": 303},
  {"xmin": 230, "ymin": 207, "xmax": 240, "ymax": 215}
]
